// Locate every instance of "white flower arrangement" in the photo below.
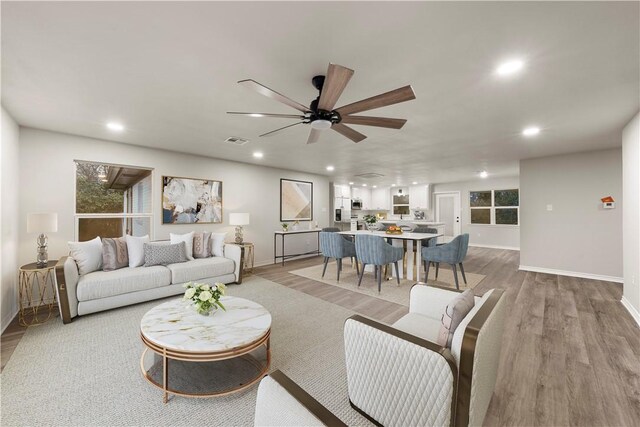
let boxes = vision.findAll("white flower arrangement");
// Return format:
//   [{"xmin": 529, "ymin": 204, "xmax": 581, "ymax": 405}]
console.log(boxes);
[{"xmin": 183, "ymin": 282, "xmax": 226, "ymax": 315}]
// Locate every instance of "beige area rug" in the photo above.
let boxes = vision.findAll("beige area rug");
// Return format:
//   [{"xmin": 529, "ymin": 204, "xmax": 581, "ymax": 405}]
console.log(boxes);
[
  {"xmin": 0, "ymin": 276, "xmax": 371, "ymax": 426},
  {"xmin": 289, "ymin": 262, "xmax": 486, "ymax": 306}
]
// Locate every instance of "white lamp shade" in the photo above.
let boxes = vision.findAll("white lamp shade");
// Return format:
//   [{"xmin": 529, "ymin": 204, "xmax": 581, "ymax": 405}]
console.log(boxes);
[
  {"xmin": 27, "ymin": 213, "xmax": 58, "ymax": 233},
  {"xmin": 229, "ymin": 213, "xmax": 250, "ymax": 226}
]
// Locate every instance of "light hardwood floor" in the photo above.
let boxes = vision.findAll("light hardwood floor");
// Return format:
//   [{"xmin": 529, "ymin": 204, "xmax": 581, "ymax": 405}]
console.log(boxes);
[{"xmin": 2, "ymin": 247, "xmax": 639, "ymax": 426}]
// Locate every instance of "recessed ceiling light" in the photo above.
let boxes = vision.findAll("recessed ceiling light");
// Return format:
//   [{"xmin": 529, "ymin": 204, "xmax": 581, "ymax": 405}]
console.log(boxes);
[
  {"xmin": 253, "ymin": 152, "xmax": 264, "ymax": 158},
  {"xmin": 106, "ymin": 122, "xmax": 124, "ymax": 132},
  {"xmin": 412, "ymin": 181, "xmax": 418, "ymax": 185},
  {"xmin": 496, "ymin": 59, "xmax": 524, "ymax": 76},
  {"xmin": 362, "ymin": 184, "xmax": 367, "ymax": 187},
  {"xmin": 326, "ymin": 165, "xmax": 335, "ymax": 172},
  {"xmin": 372, "ymin": 185, "xmax": 377, "ymax": 188},
  {"xmin": 391, "ymin": 184, "xmax": 396, "ymax": 187},
  {"xmin": 249, "ymin": 114, "xmax": 264, "ymax": 118},
  {"xmin": 479, "ymin": 171, "xmax": 489, "ymax": 178},
  {"xmin": 522, "ymin": 126, "xmax": 541, "ymax": 136},
  {"xmin": 348, "ymin": 182, "xmax": 354, "ymax": 185}
]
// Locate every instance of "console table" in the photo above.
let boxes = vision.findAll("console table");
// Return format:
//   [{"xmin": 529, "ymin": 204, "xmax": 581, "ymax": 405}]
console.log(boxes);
[{"xmin": 274, "ymin": 229, "xmax": 322, "ymax": 266}]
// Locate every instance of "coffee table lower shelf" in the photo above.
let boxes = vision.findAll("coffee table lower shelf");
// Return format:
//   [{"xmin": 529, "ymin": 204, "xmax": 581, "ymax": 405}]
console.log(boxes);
[{"xmin": 140, "ymin": 330, "xmax": 271, "ymax": 403}]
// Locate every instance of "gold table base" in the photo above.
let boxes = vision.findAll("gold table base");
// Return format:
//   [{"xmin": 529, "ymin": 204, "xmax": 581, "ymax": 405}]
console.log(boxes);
[{"xmin": 18, "ymin": 261, "xmax": 58, "ymax": 327}]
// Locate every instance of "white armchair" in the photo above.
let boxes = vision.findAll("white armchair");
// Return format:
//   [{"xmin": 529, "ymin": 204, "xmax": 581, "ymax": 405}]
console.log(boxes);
[
  {"xmin": 344, "ymin": 284, "xmax": 506, "ymax": 427},
  {"xmin": 254, "ymin": 370, "xmax": 346, "ymax": 427}
]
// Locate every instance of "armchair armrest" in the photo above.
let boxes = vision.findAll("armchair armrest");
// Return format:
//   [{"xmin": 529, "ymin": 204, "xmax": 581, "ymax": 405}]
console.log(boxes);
[
  {"xmin": 344, "ymin": 315, "xmax": 458, "ymax": 427},
  {"xmin": 254, "ymin": 370, "xmax": 346, "ymax": 427},
  {"xmin": 55, "ymin": 256, "xmax": 79, "ymax": 324},
  {"xmin": 223, "ymin": 243, "xmax": 245, "ymax": 284}
]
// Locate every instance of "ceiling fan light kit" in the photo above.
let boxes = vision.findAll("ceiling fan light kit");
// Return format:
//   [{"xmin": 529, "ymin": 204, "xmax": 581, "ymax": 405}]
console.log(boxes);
[{"xmin": 228, "ymin": 63, "xmax": 416, "ymax": 144}]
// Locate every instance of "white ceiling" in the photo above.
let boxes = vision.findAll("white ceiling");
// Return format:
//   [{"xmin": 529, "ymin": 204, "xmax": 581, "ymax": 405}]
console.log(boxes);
[{"xmin": 2, "ymin": 1, "xmax": 638, "ymax": 185}]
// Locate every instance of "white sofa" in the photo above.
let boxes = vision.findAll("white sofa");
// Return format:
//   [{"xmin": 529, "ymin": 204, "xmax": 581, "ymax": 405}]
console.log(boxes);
[
  {"xmin": 55, "ymin": 242, "xmax": 244, "ymax": 324},
  {"xmin": 344, "ymin": 284, "xmax": 506, "ymax": 427}
]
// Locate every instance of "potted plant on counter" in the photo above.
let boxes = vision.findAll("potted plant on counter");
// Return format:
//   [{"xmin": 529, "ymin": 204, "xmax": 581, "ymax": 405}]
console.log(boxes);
[{"xmin": 363, "ymin": 214, "xmax": 378, "ymax": 231}]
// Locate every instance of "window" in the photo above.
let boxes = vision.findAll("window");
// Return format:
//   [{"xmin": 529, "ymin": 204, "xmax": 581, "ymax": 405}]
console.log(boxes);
[
  {"xmin": 392, "ymin": 190, "xmax": 410, "ymax": 215},
  {"xmin": 469, "ymin": 189, "xmax": 519, "ymax": 225},
  {"xmin": 75, "ymin": 161, "xmax": 153, "ymax": 241}
]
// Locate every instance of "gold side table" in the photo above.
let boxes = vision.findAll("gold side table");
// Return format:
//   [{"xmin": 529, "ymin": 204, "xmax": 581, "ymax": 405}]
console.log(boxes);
[
  {"xmin": 228, "ymin": 242, "xmax": 255, "ymax": 275},
  {"xmin": 19, "ymin": 261, "xmax": 58, "ymax": 326}
]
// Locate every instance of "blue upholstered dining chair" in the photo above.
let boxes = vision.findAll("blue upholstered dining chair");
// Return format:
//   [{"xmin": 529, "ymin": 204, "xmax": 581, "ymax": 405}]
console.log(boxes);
[
  {"xmin": 319, "ymin": 232, "xmax": 359, "ymax": 281},
  {"xmin": 412, "ymin": 226, "xmax": 439, "ymax": 248},
  {"xmin": 421, "ymin": 233, "xmax": 470, "ymax": 289},
  {"xmin": 355, "ymin": 234, "xmax": 404, "ymax": 293}
]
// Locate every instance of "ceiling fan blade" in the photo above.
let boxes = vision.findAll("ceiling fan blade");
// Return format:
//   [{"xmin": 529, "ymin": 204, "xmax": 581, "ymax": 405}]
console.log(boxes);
[
  {"xmin": 238, "ymin": 79, "xmax": 310, "ymax": 113},
  {"xmin": 307, "ymin": 128, "xmax": 321, "ymax": 144},
  {"xmin": 227, "ymin": 112, "xmax": 306, "ymax": 119},
  {"xmin": 339, "ymin": 116, "xmax": 407, "ymax": 129},
  {"xmin": 318, "ymin": 63, "xmax": 354, "ymax": 111},
  {"xmin": 331, "ymin": 123, "xmax": 367, "ymax": 143},
  {"xmin": 259, "ymin": 122, "xmax": 304, "ymax": 137},
  {"xmin": 336, "ymin": 85, "xmax": 416, "ymax": 116}
]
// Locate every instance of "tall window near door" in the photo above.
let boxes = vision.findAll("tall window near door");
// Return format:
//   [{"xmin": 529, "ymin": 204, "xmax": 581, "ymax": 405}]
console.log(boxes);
[
  {"xmin": 469, "ymin": 189, "xmax": 519, "ymax": 225},
  {"xmin": 75, "ymin": 161, "xmax": 153, "ymax": 241}
]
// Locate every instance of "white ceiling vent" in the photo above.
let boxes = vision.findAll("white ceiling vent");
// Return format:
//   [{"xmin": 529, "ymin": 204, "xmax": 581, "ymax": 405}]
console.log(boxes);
[
  {"xmin": 355, "ymin": 173, "xmax": 385, "ymax": 179},
  {"xmin": 225, "ymin": 136, "xmax": 250, "ymax": 146}
]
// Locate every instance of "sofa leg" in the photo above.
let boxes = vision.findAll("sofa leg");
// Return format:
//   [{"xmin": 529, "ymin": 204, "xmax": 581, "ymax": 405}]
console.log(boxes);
[{"xmin": 321, "ymin": 257, "xmax": 329, "ymax": 278}]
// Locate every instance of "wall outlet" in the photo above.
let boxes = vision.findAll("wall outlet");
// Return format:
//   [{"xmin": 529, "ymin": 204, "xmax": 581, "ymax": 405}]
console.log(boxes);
[{"xmin": 546, "ymin": 204, "xmax": 553, "ymax": 211}]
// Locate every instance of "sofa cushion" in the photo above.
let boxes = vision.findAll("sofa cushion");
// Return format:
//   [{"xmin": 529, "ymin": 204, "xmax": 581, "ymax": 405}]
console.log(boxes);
[
  {"xmin": 167, "ymin": 257, "xmax": 235, "ymax": 284},
  {"xmin": 102, "ymin": 237, "xmax": 129, "ymax": 271},
  {"xmin": 392, "ymin": 313, "xmax": 442, "ymax": 343},
  {"xmin": 193, "ymin": 232, "xmax": 211, "ymax": 258},
  {"xmin": 76, "ymin": 266, "xmax": 171, "ymax": 302},
  {"xmin": 68, "ymin": 237, "xmax": 103, "ymax": 275},
  {"xmin": 144, "ymin": 242, "xmax": 188, "ymax": 266},
  {"xmin": 437, "ymin": 289, "xmax": 475, "ymax": 348}
]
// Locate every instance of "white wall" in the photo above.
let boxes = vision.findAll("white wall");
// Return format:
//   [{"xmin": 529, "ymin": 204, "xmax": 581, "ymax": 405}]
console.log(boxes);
[
  {"xmin": 432, "ymin": 176, "xmax": 520, "ymax": 250},
  {"xmin": 18, "ymin": 128, "xmax": 330, "ymax": 268},
  {"xmin": 1, "ymin": 107, "xmax": 20, "ymax": 332},
  {"xmin": 622, "ymin": 112, "xmax": 640, "ymax": 324},
  {"xmin": 520, "ymin": 148, "xmax": 623, "ymax": 281}
]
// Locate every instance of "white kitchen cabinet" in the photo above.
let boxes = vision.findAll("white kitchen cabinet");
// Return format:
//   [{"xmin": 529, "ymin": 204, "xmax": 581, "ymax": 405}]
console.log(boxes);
[
  {"xmin": 371, "ymin": 187, "xmax": 391, "ymax": 210},
  {"xmin": 351, "ymin": 187, "xmax": 372, "ymax": 210},
  {"xmin": 409, "ymin": 184, "xmax": 430, "ymax": 210},
  {"xmin": 334, "ymin": 184, "xmax": 351, "ymax": 199}
]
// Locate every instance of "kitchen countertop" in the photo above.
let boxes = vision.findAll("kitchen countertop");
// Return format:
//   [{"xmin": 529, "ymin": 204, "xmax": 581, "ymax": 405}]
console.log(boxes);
[{"xmin": 379, "ymin": 220, "xmax": 445, "ymax": 225}]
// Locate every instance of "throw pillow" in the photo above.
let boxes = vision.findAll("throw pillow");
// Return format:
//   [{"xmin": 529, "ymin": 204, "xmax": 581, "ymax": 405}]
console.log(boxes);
[
  {"xmin": 68, "ymin": 237, "xmax": 103, "ymax": 275},
  {"xmin": 102, "ymin": 237, "xmax": 129, "ymax": 271},
  {"xmin": 170, "ymin": 232, "xmax": 195, "ymax": 260},
  {"xmin": 143, "ymin": 242, "xmax": 188, "ymax": 267},
  {"xmin": 126, "ymin": 234, "xmax": 150, "ymax": 268},
  {"xmin": 193, "ymin": 231, "xmax": 212, "ymax": 258},
  {"xmin": 437, "ymin": 289, "xmax": 475, "ymax": 348},
  {"xmin": 210, "ymin": 232, "xmax": 226, "ymax": 257}
]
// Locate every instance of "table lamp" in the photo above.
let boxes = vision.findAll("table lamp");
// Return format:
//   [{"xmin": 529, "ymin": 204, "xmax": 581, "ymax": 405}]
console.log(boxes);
[
  {"xmin": 27, "ymin": 213, "xmax": 58, "ymax": 268},
  {"xmin": 229, "ymin": 213, "xmax": 250, "ymax": 244}
]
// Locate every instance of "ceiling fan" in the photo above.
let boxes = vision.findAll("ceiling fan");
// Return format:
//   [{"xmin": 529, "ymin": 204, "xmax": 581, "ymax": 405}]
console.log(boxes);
[{"xmin": 227, "ymin": 63, "xmax": 416, "ymax": 144}]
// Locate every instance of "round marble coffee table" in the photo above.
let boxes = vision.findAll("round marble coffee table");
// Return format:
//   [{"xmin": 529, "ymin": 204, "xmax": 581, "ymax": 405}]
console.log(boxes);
[{"xmin": 139, "ymin": 296, "xmax": 271, "ymax": 403}]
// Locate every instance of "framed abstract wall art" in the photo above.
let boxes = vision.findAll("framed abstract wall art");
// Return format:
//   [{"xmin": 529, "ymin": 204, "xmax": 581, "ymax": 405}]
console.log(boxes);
[
  {"xmin": 162, "ymin": 176, "xmax": 223, "ymax": 224},
  {"xmin": 280, "ymin": 178, "xmax": 313, "ymax": 221}
]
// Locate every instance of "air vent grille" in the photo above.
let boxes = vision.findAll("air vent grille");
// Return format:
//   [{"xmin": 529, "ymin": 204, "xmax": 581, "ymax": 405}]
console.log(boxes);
[
  {"xmin": 225, "ymin": 136, "xmax": 250, "ymax": 146},
  {"xmin": 355, "ymin": 173, "xmax": 385, "ymax": 179}
]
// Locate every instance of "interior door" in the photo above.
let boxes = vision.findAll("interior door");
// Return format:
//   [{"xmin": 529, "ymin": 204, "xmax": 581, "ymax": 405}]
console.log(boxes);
[{"xmin": 435, "ymin": 192, "xmax": 461, "ymax": 243}]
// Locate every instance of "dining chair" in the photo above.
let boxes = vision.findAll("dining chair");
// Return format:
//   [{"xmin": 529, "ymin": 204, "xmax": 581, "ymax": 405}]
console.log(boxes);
[
  {"xmin": 321, "ymin": 227, "xmax": 341, "ymax": 232},
  {"xmin": 355, "ymin": 234, "xmax": 404, "ymax": 293},
  {"xmin": 421, "ymin": 234, "xmax": 470, "ymax": 289},
  {"xmin": 412, "ymin": 226, "xmax": 439, "ymax": 247},
  {"xmin": 319, "ymin": 231, "xmax": 359, "ymax": 281}
]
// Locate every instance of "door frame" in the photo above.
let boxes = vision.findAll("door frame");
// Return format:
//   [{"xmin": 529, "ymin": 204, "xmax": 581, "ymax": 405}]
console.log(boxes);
[{"xmin": 434, "ymin": 191, "xmax": 461, "ymax": 241}]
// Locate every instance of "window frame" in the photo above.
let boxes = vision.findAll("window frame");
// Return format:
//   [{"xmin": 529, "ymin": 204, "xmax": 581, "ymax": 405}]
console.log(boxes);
[
  {"xmin": 469, "ymin": 189, "xmax": 519, "ymax": 226},
  {"xmin": 74, "ymin": 160, "xmax": 154, "ymax": 240}
]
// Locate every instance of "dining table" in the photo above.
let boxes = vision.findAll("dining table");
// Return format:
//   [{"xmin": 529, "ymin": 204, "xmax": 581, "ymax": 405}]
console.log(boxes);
[{"xmin": 337, "ymin": 230, "xmax": 442, "ymax": 282}]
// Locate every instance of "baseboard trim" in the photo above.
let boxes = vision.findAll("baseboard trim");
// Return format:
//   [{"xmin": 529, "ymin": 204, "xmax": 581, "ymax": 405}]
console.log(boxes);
[
  {"xmin": 469, "ymin": 243, "xmax": 520, "ymax": 251},
  {"xmin": 1, "ymin": 307, "xmax": 18, "ymax": 334},
  {"xmin": 621, "ymin": 296, "xmax": 640, "ymax": 328},
  {"xmin": 518, "ymin": 265, "xmax": 623, "ymax": 283}
]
